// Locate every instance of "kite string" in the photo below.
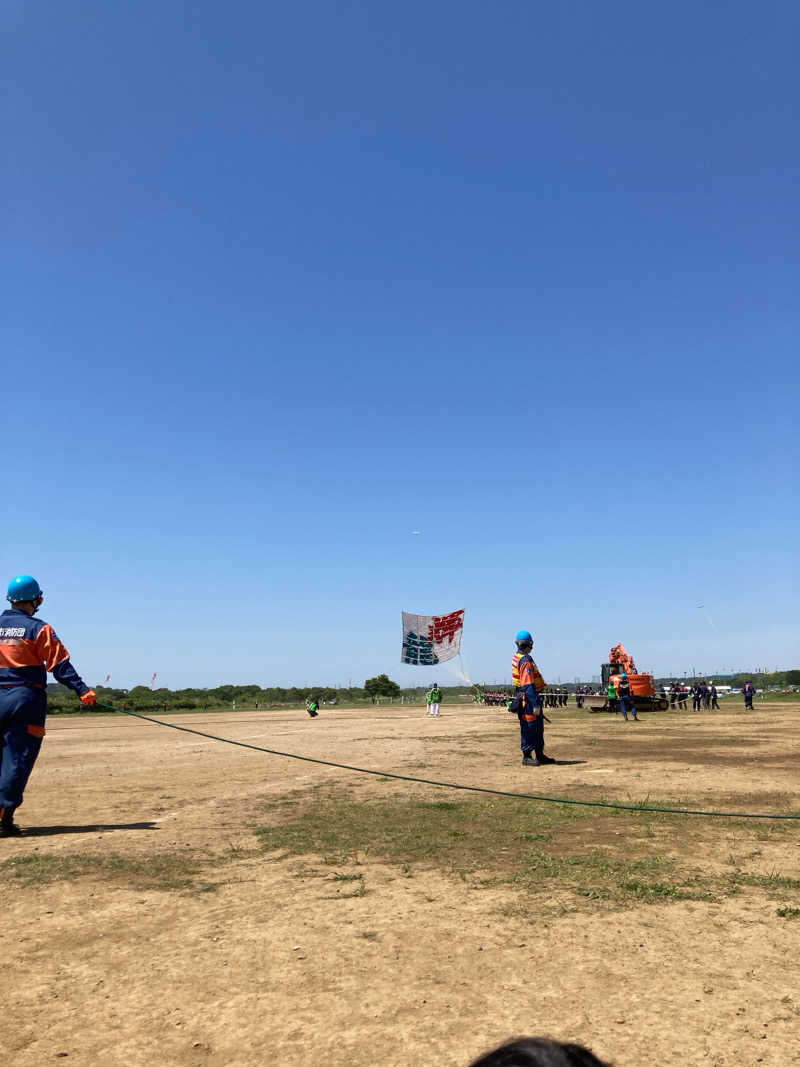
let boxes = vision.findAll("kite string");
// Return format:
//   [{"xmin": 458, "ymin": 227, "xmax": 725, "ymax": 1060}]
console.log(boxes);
[
  {"xmin": 444, "ymin": 651, "xmax": 473, "ymax": 688},
  {"xmin": 92, "ymin": 702, "xmax": 800, "ymax": 821}
]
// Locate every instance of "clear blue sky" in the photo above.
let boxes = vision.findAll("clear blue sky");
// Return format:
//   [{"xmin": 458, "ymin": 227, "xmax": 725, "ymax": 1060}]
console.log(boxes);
[{"xmin": 4, "ymin": 1, "xmax": 798, "ymax": 689}]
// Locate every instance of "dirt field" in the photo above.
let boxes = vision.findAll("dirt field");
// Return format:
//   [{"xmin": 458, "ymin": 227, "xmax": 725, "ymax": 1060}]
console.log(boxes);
[{"xmin": 2, "ymin": 700, "xmax": 799, "ymax": 1067}]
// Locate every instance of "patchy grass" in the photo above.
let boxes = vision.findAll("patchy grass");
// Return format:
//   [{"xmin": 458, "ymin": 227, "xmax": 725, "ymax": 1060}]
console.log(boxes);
[
  {"xmin": 257, "ymin": 792, "xmax": 584, "ymax": 869},
  {"xmin": 0, "ymin": 850, "xmax": 218, "ymax": 893},
  {"xmin": 730, "ymin": 871, "xmax": 800, "ymax": 894},
  {"xmin": 255, "ymin": 788, "xmax": 800, "ymax": 910},
  {"xmin": 323, "ymin": 871, "xmax": 367, "ymax": 898}
]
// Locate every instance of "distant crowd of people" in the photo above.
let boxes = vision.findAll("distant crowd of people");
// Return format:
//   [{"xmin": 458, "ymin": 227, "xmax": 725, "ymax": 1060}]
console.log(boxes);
[
  {"xmin": 574, "ymin": 684, "xmax": 594, "ymax": 709},
  {"xmin": 477, "ymin": 688, "xmax": 574, "ymax": 708},
  {"xmin": 663, "ymin": 680, "xmax": 756, "ymax": 710},
  {"xmin": 665, "ymin": 682, "xmax": 719, "ymax": 710},
  {"xmin": 542, "ymin": 688, "xmax": 570, "ymax": 708},
  {"xmin": 468, "ymin": 680, "xmax": 758, "ymax": 716},
  {"xmin": 478, "ymin": 689, "xmax": 513, "ymax": 706}
]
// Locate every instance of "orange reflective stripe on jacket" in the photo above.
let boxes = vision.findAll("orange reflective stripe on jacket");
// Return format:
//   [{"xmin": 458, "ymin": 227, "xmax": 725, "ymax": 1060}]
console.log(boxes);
[
  {"xmin": 33, "ymin": 624, "xmax": 71, "ymax": 672},
  {"xmin": 0, "ymin": 623, "xmax": 69, "ymax": 672}
]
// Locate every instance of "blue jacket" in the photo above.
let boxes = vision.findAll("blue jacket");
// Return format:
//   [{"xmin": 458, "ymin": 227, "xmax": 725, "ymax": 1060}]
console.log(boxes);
[{"xmin": 0, "ymin": 608, "xmax": 89, "ymax": 694}]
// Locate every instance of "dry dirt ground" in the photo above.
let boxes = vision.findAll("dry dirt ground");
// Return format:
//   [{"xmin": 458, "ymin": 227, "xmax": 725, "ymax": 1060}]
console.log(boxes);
[{"xmin": 2, "ymin": 700, "xmax": 799, "ymax": 1067}]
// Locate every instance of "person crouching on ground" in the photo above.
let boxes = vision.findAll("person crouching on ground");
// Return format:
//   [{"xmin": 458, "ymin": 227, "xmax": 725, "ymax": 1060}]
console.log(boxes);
[
  {"xmin": 512, "ymin": 630, "xmax": 554, "ymax": 766},
  {"xmin": 0, "ymin": 575, "xmax": 96, "ymax": 837}
]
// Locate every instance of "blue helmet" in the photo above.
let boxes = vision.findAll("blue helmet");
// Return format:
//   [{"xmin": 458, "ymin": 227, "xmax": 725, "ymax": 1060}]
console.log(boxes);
[
  {"xmin": 515, "ymin": 629, "xmax": 533, "ymax": 646},
  {"xmin": 7, "ymin": 575, "xmax": 42, "ymax": 603}
]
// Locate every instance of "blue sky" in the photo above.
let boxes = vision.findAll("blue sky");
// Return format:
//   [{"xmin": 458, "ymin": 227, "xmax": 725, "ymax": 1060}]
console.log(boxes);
[{"xmin": 4, "ymin": 1, "xmax": 798, "ymax": 689}]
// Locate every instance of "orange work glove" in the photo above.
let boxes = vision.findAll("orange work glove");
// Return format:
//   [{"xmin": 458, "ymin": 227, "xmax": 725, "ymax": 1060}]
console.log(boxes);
[{"xmin": 80, "ymin": 689, "xmax": 97, "ymax": 706}]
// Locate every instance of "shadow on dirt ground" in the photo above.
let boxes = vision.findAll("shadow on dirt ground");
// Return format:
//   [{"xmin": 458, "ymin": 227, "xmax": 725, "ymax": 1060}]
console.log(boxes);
[{"xmin": 22, "ymin": 821, "xmax": 159, "ymax": 836}]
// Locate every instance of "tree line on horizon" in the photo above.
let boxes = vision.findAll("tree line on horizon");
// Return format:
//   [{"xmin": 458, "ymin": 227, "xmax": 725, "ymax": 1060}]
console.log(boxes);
[
  {"xmin": 47, "ymin": 673, "xmax": 411, "ymax": 713},
  {"xmin": 46, "ymin": 668, "xmax": 799, "ymax": 714}
]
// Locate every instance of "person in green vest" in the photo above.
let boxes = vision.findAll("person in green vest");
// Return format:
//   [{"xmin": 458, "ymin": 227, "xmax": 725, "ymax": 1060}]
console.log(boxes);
[
  {"xmin": 426, "ymin": 682, "xmax": 442, "ymax": 717},
  {"xmin": 607, "ymin": 679, "xmax": 619, "ymax": 716}
]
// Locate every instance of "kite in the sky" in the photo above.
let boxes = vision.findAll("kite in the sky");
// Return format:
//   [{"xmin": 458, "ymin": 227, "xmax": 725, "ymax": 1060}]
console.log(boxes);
[{"xmin": 401, "ymin": 609, "xmax": 465, "ymax": 666}]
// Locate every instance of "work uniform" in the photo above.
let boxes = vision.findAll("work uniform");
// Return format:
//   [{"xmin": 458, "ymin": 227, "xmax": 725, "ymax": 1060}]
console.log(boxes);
[
  {"xmin": 617, "ymin": 676, "xmax": 638, "ymax": 720},
  {"xmin": 0, "ymin": 607, "xmax": 90, "ymax": 820},
  {"xmin": 426, "ymin": 686, "xmax": 442, "ymax": 717},
  {"xmin": 512, "ymin": 651, "xmax": 547, "ymax": 758}
]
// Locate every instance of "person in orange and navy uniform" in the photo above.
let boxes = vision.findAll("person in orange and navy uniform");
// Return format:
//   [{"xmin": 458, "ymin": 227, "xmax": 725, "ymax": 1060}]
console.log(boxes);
[
  {"xmin": 512, "ymin": 630, "xmax": 555, "ymax": 766},
  {"xmin": 0, "ymin": 575, "xmax": 96, "ymax": 837}
]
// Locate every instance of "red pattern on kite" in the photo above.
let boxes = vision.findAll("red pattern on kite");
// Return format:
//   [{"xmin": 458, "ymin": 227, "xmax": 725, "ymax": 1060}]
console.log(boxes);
[{"xmin": 428, "ymin": 610, "xmax": 465, "ymax": 647}]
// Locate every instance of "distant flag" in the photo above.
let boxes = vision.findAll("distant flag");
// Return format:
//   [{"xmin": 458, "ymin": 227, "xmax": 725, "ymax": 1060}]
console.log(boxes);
[{"xmin": 401, "ymin": 609, "xmax": 465, "ymax": 666}]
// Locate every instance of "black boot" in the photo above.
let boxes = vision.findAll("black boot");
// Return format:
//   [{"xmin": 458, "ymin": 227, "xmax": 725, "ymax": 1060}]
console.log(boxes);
[
  {"xmin": 521, "ymin": 751, "xmax": 537, "ymax": 766},
  {"xmin": 535, "ymin": 750, "xmax": 556, "ymax": 765},
  {"xmin": 0, "ymin": 807, "xmax": 22, "ymax": 837}
]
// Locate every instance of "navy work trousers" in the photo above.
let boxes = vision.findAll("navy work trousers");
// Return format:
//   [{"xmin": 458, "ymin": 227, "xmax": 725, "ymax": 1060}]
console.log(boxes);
[
  {"xmin": 0, "ymin": 687, "xmax": 47, "ymax": 812},
  {"xmin": 620, "ymin": 695, "xmax": 636, "ymax": 719},
  {"xmin": 518, "ymin": 707, "xmax": 544, "ymax": 754}
]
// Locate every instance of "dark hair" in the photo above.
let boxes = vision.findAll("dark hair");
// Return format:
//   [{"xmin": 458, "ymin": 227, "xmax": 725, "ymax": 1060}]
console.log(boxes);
[{"xmin": 469, "ymin": 1037, "xmax": 611, "ymax": 1067}]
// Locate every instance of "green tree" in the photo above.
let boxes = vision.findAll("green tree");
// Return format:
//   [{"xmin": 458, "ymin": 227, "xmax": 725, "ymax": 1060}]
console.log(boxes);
[{"xmin": 364, "ymin": 674, "xmax": 401, "ymax": 700}]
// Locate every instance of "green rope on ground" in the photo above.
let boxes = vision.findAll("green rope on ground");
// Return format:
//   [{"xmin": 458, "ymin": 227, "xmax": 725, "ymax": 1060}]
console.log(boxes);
[{"xmin": 95, "ymin": 702, "xmax": 800, "ymax": 821}]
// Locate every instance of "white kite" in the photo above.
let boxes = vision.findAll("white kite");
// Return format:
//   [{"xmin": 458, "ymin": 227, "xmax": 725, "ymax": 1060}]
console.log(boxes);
[{"xmin": 401, "ymin": 609, "xmax": 465, "ymax": 666}]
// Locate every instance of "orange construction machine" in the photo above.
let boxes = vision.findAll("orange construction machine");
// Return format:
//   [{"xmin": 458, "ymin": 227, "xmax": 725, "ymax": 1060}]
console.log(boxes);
[{"xmin": 584, "ymin": 643, "xmax": 669, "ymax": 713}]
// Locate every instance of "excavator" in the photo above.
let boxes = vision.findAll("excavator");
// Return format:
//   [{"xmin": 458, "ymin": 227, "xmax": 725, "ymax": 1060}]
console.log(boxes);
[{"xmin": 583, "ymin": 643, "xmax": 669, "ymax": 713}]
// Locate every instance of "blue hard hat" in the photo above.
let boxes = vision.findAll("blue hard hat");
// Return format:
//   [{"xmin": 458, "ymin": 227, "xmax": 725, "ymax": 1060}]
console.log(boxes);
[
  {"xmin": 515, "ymin": 630, "xmax": 533, "ymax": 644},
  {"xmin": 7, "ymin": 575, "xmax": 42, "ymax": 603}
]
